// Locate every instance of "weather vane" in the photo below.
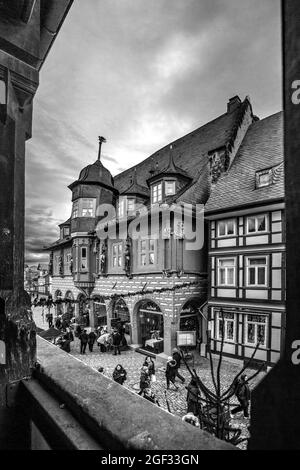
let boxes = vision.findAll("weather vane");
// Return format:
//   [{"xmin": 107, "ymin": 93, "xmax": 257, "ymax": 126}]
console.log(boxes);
[{"xmin": 98, "ymin": 136, "xmax": 107, "ymax": 161}]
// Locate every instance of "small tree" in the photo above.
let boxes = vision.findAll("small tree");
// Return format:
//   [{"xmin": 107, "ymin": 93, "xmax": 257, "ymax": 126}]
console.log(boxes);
[{"xmin": 181, "ymin": 309, "xmax": 265, "ymax": 446}]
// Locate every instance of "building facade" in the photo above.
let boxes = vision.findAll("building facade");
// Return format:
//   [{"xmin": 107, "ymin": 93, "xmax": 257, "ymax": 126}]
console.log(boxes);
[
  {"xmin": 47, "ymin": 95, "xmax": 258, "ymax": 358},
  {"xmin": 205, "ymin": 112, "xmax": 285, "ymax": 366}
]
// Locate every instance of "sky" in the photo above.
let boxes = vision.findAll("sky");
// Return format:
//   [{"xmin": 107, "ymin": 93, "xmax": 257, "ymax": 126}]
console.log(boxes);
[{"xmin": 24, "ymin": 0, "xmax": 282, "ymax": 265}]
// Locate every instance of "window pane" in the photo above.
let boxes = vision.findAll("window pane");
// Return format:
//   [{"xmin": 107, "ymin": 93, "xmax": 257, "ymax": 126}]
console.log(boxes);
[
  {"xmin": 257, "ymin": 216, "xmax": 266, "ymax": 231},
  {"xmin": 248, "ymin": 218, "xmax": 256, "ymax": 232},
  {"xmin": 218, "ymin": 222, "xmax": 225, "ymax": 236},
  {"xmin": 249, "ymin": 267, "xmax": 255, "ymax": 285},
  {"xmin": 250, "ymin": 258, "xmax": 266, "ymax": 265},
  {"xmin": 247, "ymin": 323, "xmax": 255, "ymax": 344},
  {"xmin": 82, "ymin": 248, "xmax": 87, "ymax": 258},
  {"xmin": 227, "ymin": 321, "xmax": 234, "ymax": 340},
  {"xmin": 257, "ymin": 267, "xmax": 266, "ymax": 285},
  {"xmin": 118, "ymin": 256, "xmax": 122, "ymax": 267},
  {"xmin": 227, "ymin": 220, "xmax": 234, "ymax": 235},
  {"xmin": 165, "ymin": 181, "xmax": 175, "ymax": 195},
  {"xmin": 227, "ymin": 268, "xmax": 234, "ymax": 285},
  {"xmin": 141, "ymin": 254, "xmax": 146, "ymax": 266},
  {"xmin": 257, "ymin": 325, "xmax": 266, "ymax": 345},
  {"xmin": 219, "ymin": 259, "xmax": 235, "ymax": 267},
  {"xmin": 218, "ymin": 319, "xmax": 224, "ymax": 339},
  {"xmin": 118, "ymin": 244, "xmax": 122, "ymax": 254},
  {"xmin": 141, "ymin": 240, "xmax": 146, "ymax": 251},
  {"xmin": 113, "ymin": 245, "xmax": 117, "ymax": 255},
  {"xmin": 149, "ymin": 252, "xmax": 155, "ymax": 264},
  {"xmin": 113, "ymin": 257, "xmax": 117, "ymax": 267},
  {"xmin": 220, "ymin": 268, "xmax": 225, "ymax": 284},
  {"xmin": 149, "ymin": 239, "xmax": 155, "ymax": 251}
]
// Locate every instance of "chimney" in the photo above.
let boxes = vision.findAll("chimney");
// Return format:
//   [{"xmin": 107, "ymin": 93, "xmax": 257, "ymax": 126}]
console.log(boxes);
[{"xmin": 227, "ymin": 95, "xmax": 241, "ymax": 113}]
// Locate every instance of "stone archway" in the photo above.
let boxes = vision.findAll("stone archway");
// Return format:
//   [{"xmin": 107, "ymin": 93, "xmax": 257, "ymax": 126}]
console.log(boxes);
[{"xmin": 134, "ymin": 298, "xmax": 164, "ymax": 354}]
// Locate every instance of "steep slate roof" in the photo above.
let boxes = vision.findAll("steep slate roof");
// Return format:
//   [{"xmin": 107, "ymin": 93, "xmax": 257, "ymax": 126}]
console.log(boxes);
[
  {"xmin": 205, "ymin": 112, "xmax": 283, "ymax": 213},
  {"xmin": 114, "ymin": 101, "xmax": 248, "ymax": 205}
]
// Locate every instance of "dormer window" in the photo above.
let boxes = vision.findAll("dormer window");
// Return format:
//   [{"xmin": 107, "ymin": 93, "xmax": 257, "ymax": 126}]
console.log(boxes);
[
  {"xmin": 165, "ymin": 180, "xmax": 176, "ymax": 196},
  {"xmin": 151, "ymin": 182, "xmax": 162, "ymax": 203},
  {"xmin": 256, "ymin": 169, "xmax": 272, "ymax": 188}
]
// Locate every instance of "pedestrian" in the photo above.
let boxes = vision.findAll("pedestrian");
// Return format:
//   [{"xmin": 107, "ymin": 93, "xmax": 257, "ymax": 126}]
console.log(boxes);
[
  {"xmin": 79, "ymin": 329, "xmax": 89, "ymax": 354},
  {"xmin": 172, "ymin": 348, "xmax": 185, "ymax": 384},
  {"xmin": 112, "ymin": 328, "xmax": 122, "ymax": 355},
  {"xmin": 143, "ymin": 356, "xmax": 156, "ymax": 382},
  {"xmin": 97, "ymin": 331, "xmax": 109, "ymax": 352},
  {"xmin": 182, "ymin": 412, "xmax": 200, "ymax": 427},
  {"xmin": 143, "ymin": 388, "xmax": 160, "ymax": 406},
  {"xmin": 60, "ymin": 335, "xmax": 71, "ymax": 353},
  {"xmin": 186, "ymin": 377, "xmax": 201, "ymax": 416},
  {"xmin": 88, "ymin": 329, "xmax": 97, "ymax": 352},
  {"xmin": 65, "ymin": 327, "xmax": 74, "ymax": 342},
  {"xmin": 165, "ymin": 357, "xmax": 179, "ymax": 390},
  {"xmin": 55, "ymin": 316, "xmax": 62, "ymax": 330},
  {"xmin": 138, "ymin": 366, "xmax": 151, "ymax": 395},
  {"xmin": 231, "ymin": 374, "xmax": 251, "ymax": 418},
  {"xmin": 112, "ymin": 364, "xmax": 127, "ymax": 385},
  {"xmin": 75, "ymin": 324, "xmax": 82, "ymax": 338},
  {"xmin": 47, "ymin": 312, "xmax": 53, "ymax": 328}
]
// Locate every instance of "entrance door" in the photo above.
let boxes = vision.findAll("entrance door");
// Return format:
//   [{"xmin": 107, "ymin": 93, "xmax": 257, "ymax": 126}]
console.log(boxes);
[{"xmin": 137, "ymin": 300, "xmax": 164, "ymax": 353}]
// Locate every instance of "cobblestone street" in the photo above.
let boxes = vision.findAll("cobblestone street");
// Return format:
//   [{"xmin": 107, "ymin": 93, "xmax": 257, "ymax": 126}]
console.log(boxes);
[{"xmin": 33, "ymin": 306, "xmax": 265, "ymax": 449}]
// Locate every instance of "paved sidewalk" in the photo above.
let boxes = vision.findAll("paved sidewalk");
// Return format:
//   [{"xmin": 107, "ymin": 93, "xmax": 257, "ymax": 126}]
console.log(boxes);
[{"xmin": 33, "ymin": 305, "xmax": 265, "ymax": 449}]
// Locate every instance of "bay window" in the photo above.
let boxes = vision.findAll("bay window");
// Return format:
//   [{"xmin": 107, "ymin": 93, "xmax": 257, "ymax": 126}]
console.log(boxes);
[{"xmin": 72, "ymin": 199, "xmax": 96, "ymax": 218}]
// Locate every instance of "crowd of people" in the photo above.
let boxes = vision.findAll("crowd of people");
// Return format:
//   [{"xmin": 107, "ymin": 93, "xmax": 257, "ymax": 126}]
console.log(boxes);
[{"xmin": 32, "ymin": 298, "xmax": 251, "ymax": 427}]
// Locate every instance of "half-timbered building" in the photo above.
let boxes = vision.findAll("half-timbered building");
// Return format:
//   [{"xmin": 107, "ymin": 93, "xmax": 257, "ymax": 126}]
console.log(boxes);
[{"xmin": 205, "ymin": 112, "xmax": 284, "ymax": 367}]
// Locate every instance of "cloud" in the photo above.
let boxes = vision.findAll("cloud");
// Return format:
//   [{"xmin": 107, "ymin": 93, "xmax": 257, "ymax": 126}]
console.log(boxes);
[{"xmin": 25, "ymin": 0, "xmax": 281, "ymax": 264}]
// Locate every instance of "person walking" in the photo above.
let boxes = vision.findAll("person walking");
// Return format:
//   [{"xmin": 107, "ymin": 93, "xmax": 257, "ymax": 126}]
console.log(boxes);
[
  {"xmin": 143, "ymin": 356, "xmax": 156, "ymax": 382},
  {"xmin": 112, "ymin": 364, "xmax": 127, "ymax": 385},
  {"xmin": 165, "ymin": 356, "xmax": 179, "ymax": 390},
  {"xmin": 88, "ymin": 329, "xmax": 97, "ymax": 352},
  {"xmin": 112, "ymin": 328, "xmax": 122, "ymax": 355},
  {"xmin": 186, "ymin": 377, "xmax": 201, "ymax": 415},
  {"xmin": 172, "ymin": 348, "xmax": 185, "ymax": 384},
  {"xmin": 138, "ymin": 366, "xmax": 151, "ymax": 395},
  {"xmin": 79, "ymin": 329, "xmax": 89, "ymax": 354},
  {"xmin": 47, "ymin": 312, "xmax": 53, "ymax": 328},
  {"xmin": 230, "ymin": 374, "xmax": 251, "ymax": 418}
]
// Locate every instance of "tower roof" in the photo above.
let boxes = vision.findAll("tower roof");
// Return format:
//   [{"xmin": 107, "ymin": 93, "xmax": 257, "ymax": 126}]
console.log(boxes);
[{"xmin": 68, "ymin": 137, "xmax": 115, "ymax": 191}]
